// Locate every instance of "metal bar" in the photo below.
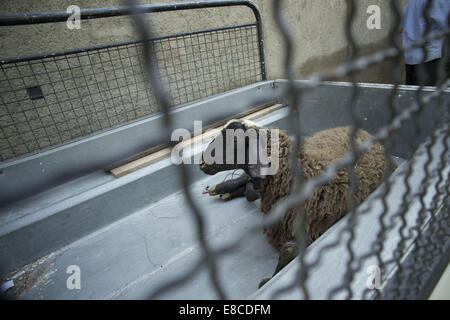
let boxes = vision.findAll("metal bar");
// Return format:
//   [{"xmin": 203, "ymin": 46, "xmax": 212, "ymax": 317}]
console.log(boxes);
[
  {"xmin": 0, "ymin": 0, "xmax": 267, "ymax": 79},
  {"xmin": 0, "ymin": 23, "xmax": 258, "ymax": 64},
  {"xmin": 327, "ymin": 0, "xmax": 360, "ymax": 299},
  {"xmin": 0, "ymin": 1, "xmax": 257, "ymax": 25},
  {"xmin": 123, "ymin": 0, "xmax": 228, "ymax": 299},
  {"xmin": 359, "ymin": 0, "xmax": 404, "ymax": 300}
]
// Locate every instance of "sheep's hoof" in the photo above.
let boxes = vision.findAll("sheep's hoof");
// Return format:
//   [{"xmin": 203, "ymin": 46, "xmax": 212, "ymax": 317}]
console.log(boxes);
[
  {"xmin": 219, "ymin": 185, "xmax": 246, "ymax": 201},
  {"xmin": 258, "ymin": 277, "xmax": 271, "ymax": 289},
  {"xmin": 220, "ymin": 193, "xmax": 231, "ymax": 200},
  {"xmin": 208, "ymin": 184, "xmax": 218, "ymax": 195}
]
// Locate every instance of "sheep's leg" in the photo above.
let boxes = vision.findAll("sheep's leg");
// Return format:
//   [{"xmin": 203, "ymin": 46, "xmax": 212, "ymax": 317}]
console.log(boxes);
[
  {"xmin": 208, "ymin": 174, "xmax": 249, "ymax": 197},
  {"xmin": 219, "ymin": 185, "xmax": 245, "ymax": 200},
  {"xmin": 244, "ymin": 181, "xmax": 260, "ymax": 202},
  {"xmin": 207, "ymin": 173, "xmax": 261, "ymax": 201},
  {"xmin": 258, "ymin": 241, "xmax": 299, "ymax": 289},
  {"xmin": 220, "ymin": 181, "xmax": 261, "ymax": 201}
]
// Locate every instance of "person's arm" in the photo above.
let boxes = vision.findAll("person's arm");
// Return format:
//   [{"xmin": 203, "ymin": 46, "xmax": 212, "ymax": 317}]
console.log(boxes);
[
  {"xmin": 429, "ymin": 0, "xmax": 450, "ymax": 30},
  {"xmin": 398, "ymin": 1, "xmax": 409, "ymax": 34}
]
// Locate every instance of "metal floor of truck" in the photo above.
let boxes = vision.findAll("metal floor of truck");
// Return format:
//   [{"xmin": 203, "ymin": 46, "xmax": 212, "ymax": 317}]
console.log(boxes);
[{"xmin": 8, "ymin": 170, "xmax": 278, "ymax": 300}]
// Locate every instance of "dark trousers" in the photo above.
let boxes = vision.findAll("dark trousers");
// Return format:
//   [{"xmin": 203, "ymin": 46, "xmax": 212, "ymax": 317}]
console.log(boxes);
[
  {"xmin": 405, "ymin": 59, "xmax": 444, "ymax": 86},
  {"xmin": 405, "ymin": 54, "xmax": 450, "ymax": 87}
]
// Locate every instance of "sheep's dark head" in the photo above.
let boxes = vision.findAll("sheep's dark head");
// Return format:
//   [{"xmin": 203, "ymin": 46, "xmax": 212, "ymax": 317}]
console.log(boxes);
[{"xmin": 200, "ymin": 119, "xmax": 278, "ymax": 179}]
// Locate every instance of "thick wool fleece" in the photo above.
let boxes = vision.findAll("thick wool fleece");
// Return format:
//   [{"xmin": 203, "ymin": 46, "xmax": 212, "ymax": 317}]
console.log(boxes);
[{"xmin": 260, "ymin": 126, "xmax": 396, "ymax": 247}]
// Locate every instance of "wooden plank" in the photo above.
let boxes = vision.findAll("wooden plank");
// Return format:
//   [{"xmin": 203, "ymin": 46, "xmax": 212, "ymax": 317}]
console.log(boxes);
[
  {"xmin": 245, "ymin": 103, "xmax": 284, "ymax": 122},
  {"xmin": 104, "ymin": 100, "xmax": 279, "ymax": 171},
  {"xmin": 110, "ymin": 103, "xmax": 284, "ymax": 178}
]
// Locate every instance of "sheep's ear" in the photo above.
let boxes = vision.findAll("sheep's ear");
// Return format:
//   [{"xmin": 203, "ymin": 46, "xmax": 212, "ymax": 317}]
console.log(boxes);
[
  {"xmin": 245, "ymin": 126, "xmax": 270, "ymax": 180},
  {"xmin": 246, "ymin": 138, "xmax": 268, "ymax": 179}
]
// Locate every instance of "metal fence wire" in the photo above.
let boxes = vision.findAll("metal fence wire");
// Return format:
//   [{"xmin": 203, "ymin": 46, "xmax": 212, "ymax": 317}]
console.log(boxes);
[
  {"xmin": 121, "ymin": 0, "xmax": 448, "ymax": 300},
  {"xmin": 0, "ymin": 0, "xmax": 448, "ymax": 300},
  {"xmin": 0, "ymin": 5, "xmax": 264, "ymax": 162}
]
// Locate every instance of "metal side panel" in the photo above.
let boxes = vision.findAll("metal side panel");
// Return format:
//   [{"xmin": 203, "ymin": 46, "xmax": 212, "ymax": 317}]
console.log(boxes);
[
  {"xmin": 0, "ymin": 81, "xmax": 278, "ymax": 207},
  {"xmin": 0, "ymin": 97, "xmax": 286, "ymax": 277}
]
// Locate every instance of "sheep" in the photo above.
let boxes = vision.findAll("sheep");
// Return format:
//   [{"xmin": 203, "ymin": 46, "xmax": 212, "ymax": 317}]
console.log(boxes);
[{"xmin": 199, "ymin": 119, "xmax": 396, "ymax": 287}]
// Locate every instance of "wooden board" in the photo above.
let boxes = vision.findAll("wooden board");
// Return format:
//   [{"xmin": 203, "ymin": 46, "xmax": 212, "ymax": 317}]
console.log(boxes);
[
  {"xmin": 110, "ymin": 103, "xmax": 284, "ymax": 178},
  {"xmin": 104, "ymin": 100, "xmax": 278, "ymax": 171}
]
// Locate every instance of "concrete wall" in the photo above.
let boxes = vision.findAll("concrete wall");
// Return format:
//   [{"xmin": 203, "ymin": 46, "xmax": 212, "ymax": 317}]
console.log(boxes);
[{"xmin": 0, "ymin": 0, "xmax": 408, "ymax": 83}]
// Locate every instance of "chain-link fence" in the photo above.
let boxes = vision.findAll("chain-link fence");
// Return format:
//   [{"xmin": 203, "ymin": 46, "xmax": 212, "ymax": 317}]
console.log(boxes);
[
  {"xmin": 0, "ymin": 0, "xmax": 448, "ymax": 300},
  {"xmin": 123, "ymin": 0, "xmax": 449, "ymax": 300}
]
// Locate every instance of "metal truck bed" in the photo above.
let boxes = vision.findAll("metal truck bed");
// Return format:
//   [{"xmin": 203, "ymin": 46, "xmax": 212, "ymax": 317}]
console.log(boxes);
[
  {"xmin": 1, "ymin": 80, "xmax": 448, "ymax": 299},
  {"xmin": 1, "ymin": 1, "xmax": 448, "ymax": 300}
]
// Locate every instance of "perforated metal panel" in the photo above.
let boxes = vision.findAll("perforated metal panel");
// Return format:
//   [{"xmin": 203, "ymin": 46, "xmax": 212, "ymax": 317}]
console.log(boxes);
[{"xmin": 0, "ymin": 4, "xmax": 264, "ymax": 162}]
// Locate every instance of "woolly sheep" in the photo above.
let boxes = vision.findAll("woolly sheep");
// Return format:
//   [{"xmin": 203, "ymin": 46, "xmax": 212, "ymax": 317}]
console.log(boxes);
[{"xmin": 200, "ymin": 119, "xmax": 396, "ymax": 287}]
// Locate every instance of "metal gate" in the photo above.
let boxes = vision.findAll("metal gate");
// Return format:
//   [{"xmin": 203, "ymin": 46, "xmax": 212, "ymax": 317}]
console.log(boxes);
[{"xmin": 0, "ymin": 1, "xmax": 265, "ymax": 163}]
